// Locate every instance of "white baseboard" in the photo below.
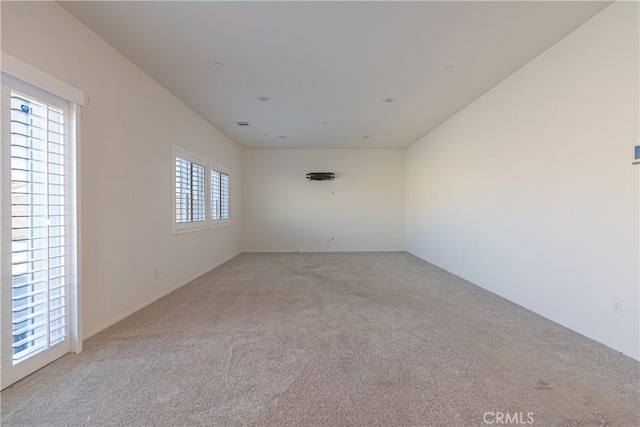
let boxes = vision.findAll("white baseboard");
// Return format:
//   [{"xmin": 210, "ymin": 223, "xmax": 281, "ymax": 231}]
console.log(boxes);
[
  {"xmin": 82, "ymin": 251, "xmax": 241, "ymax": 340},
  {"xmin": 241, "ymin": 249, "xmax": 406, "ymax": 253}
]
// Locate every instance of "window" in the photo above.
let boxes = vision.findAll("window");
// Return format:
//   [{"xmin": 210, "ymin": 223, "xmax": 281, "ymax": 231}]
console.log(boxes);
[
  {"xmin": 173, "ymin": 146, "xmax": 206, "ymax": 233},
  {"xmin": 210, "ymin": 167, "xmax": 230, "ymax": 225},
  {"xmin": 172, "ymin": 147, "xmax": 230, "ymax": 232},
  {"xmin": 1, "ymin": 64, "xmax": 82, "ymax": 389}
]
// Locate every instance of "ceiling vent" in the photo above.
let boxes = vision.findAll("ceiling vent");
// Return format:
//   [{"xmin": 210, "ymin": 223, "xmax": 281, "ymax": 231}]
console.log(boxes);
[
  {"xmin": 236, "ymin": 121, "xmax": 249, "ymax": 126},
  {"xmin": 306, "ymin": 172, "xmax": 335, "ymax": 181}
]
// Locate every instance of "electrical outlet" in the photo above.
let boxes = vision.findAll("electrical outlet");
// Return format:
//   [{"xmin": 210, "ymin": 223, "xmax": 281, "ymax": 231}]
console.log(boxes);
[{"xmin": 611, "ymin": 297, "xmax": 623, "ymax": 315}]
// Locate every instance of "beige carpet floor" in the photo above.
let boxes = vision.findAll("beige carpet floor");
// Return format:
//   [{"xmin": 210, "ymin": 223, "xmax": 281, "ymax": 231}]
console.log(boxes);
[{"xmin": 1, "ymin": 252, "xmax": 638, "ymax": 426}]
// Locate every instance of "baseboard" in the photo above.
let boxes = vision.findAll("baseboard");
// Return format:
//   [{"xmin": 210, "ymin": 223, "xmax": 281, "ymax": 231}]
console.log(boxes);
[
  {"xmin": 82, "ymin": 251, "xmax": 242, "ymax": 340},
  {"xmin": 406, "ymin": 249, "xmax": 639, "ymax": 362},
  {"xmin": 241, "ymin": 249, "xmax": 406, "ymax": 253}
]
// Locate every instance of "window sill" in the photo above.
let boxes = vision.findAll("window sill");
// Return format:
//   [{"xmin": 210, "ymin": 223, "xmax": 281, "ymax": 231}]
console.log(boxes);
[
  {"xmin": 173, "ymin": 221, "xmax": 207, "ymax": 235},
  {"xmin": 210, "ymin": 219, "xmax": 231, "ymax": 229}
]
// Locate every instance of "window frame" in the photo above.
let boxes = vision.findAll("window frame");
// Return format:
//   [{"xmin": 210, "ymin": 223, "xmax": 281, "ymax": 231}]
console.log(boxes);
[
  {"xmin": 209, "ymin": 161, "xmax": 231, "ymax": 228},
  {"xmin": 172, "ymin": 145, "xmax": 207, "ymax": 234}
]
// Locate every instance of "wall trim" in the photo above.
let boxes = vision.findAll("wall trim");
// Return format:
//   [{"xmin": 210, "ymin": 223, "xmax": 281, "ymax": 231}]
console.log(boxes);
[
  {"xmin": 241, "ymin": 250, "xmax": 406, "ymax": 253},
  {"xmin": 406, "ymin": 249, "xmax": 637, "ymax": 361},
  {"xmin": 82, "ymin": 252, "xmax": 242, "ymax": 340}
]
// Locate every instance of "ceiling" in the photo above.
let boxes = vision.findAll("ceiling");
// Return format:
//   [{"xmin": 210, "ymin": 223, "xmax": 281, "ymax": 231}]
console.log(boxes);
[{"xmin": 59, "ymin": 1, "xmax": 611, "ymax": 149}]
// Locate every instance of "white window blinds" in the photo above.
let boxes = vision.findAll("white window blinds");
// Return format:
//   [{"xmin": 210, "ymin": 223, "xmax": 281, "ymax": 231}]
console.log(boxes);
[
  {"xmin": 9, "ymin": 90, "xmax": 70, "ymax": 364},
  {"xmin": 172, "ymin": 146, "xmax": 229, "ymax": 232},
  {"xmin": 175, "ymin": 157, "xmax": 206, "ymax": 223},
  {"xmin": 211, "ymin": 169, "xmax": 229, "ymax": 221}
]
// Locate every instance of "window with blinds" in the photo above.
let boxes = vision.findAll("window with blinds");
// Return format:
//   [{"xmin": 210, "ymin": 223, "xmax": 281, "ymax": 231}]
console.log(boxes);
[
  {"xmin": 9, "ymin": 90, "xmax": 70, "ymax": 364},
  {"xmin": 173, "ymin": 147, "xmax": 206, "ymax": 233},
  {"xmin": 211, "ymin": 169, "xmax": 230, "ymax": 222}
]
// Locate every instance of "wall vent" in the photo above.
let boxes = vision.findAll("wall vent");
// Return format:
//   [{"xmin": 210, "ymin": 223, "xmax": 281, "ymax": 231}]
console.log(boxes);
[
  {"xmin": 306, "ymin": 172, "xmax": 335, "ymax": 181},
  {"xmin": 236, "ymin": 121, "xmax": 249, "ymax": 126}
]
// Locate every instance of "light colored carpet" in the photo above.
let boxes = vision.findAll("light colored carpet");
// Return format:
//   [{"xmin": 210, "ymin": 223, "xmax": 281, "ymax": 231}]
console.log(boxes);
[{"xmin": 1, "ymin": 252, "xmax": 638, "ymax": 426}]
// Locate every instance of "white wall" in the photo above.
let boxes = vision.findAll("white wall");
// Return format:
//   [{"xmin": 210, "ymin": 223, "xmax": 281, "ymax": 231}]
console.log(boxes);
[
  {"xmin": 407, "ymin": 2, "xmax": 639, "ymax": 360},
  {"xmin": 243, "ymin": 149, "xmax": 405, "ymax": 252},
  {"xmin": 1, "ymin": 2, "xmax": 243, "ymax": 338}
]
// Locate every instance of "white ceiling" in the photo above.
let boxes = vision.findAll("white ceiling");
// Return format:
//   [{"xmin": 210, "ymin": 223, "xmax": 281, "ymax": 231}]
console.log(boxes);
[{"xmin": 60, "ymin": 1, "xmax": 611, "ymax": 149}]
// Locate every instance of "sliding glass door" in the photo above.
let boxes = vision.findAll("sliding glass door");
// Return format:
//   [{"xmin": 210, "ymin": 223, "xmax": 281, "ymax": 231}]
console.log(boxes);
[{"xmin": 1, "ymin": 74, "xmax": 77, "ymax": 389}]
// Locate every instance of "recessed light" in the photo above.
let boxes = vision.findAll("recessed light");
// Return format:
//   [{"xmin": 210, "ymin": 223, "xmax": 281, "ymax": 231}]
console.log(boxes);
[
  {"xmin": 279, "ymin": 135, "xmax": 287, "ymax": 138},
  {"xmin": 444, "ymin": 65, "xmax": 455, "ymax": 71},
  {"xmin": 259, "ymin": 96, "xmax": 270, "ymax": 102},
  {"xmin": 213, "ymin": 62, "xmax": 224, "ymax": 69},
  {"xmin": 384, "ymin": 97, "xmax": 398, "ymax": 103},
  {"xmin": 362, "ymin": 136, "xmax": 371, "ymax": 139}
]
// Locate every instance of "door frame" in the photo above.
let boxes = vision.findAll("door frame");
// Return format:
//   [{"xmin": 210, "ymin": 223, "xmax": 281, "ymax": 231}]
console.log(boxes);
[{"xmin": 0, "ymin": 53, "xmax": 84, "ymax": 389}]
